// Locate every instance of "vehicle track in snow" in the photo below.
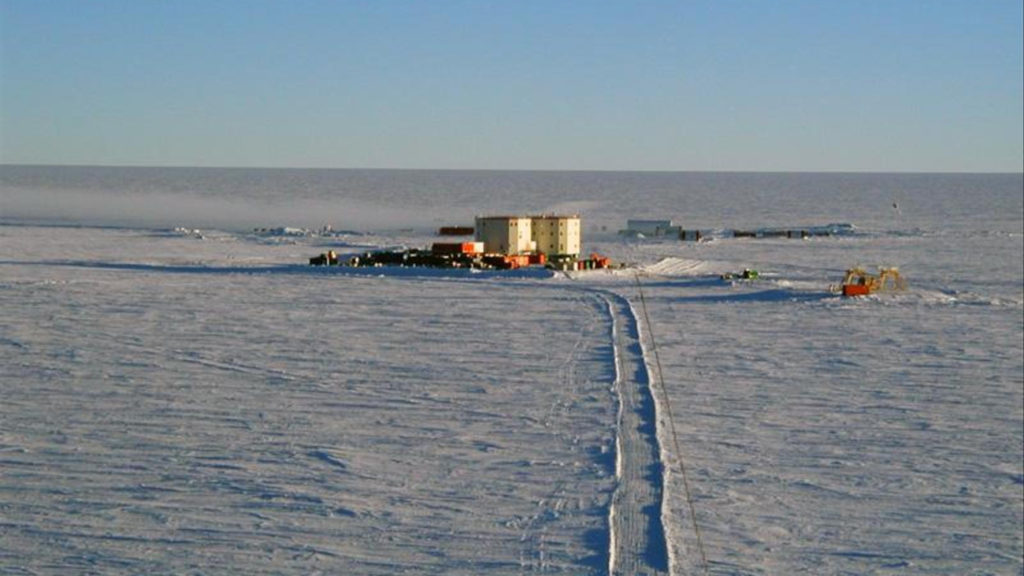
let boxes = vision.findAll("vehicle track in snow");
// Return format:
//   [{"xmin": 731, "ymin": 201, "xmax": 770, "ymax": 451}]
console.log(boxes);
[{"xmin": 598, "ymin": 291, "xmax": 671, "ymax": 576}]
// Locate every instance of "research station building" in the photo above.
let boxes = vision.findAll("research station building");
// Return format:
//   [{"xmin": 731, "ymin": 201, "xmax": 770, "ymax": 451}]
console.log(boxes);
[
  {"xmin": 532, "ymin": 215, "xmax": 581, "ymax": 257},
  {"xmin": 475, "ymin": 214, "xmax": 581, "ymax": 257},
  {"xmin": 474, "ymin": 216, "xmax": 534, "ymax": 256}
]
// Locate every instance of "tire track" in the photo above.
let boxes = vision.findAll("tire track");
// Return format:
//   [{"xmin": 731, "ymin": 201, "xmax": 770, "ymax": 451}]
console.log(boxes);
[{"xmin": 599, "ymin": 291, "xmax": 670, "ymax": 576}]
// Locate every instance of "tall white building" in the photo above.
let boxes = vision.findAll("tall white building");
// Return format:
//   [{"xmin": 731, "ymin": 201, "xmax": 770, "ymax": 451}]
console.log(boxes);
[
  {"xmin": 531, "ymin": 215, "xmax": 581, "ymax": 257},
  {"xmin": 474, "ymin": 216, "xmax": 535, "ymax": 255}
]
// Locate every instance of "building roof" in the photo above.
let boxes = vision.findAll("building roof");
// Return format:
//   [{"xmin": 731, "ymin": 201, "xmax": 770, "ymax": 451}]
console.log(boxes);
[{"xmin": 476, "ymin": 214, "xmax": 579, "ymax": 220}]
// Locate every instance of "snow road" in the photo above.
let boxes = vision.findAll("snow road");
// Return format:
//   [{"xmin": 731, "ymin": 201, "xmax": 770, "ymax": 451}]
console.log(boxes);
[{"xmin": 600, "ymin": 290, "xmax": 671, "ymax": 575}]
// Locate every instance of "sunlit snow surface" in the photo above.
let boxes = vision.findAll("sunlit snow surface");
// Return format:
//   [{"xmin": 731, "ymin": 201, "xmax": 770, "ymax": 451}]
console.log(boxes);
[{"xmin": 1, "ymin": 168, "xmax": 1021, "ymax": 574}]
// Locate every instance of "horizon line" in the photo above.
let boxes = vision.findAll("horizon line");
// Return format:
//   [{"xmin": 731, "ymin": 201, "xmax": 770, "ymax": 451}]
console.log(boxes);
[{"xmin": 2, "ymin": 162, "xmax": 1022, "ymax": 176}]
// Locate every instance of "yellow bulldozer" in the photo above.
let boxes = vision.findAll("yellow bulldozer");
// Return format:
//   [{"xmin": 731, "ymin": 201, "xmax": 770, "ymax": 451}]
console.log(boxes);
[{"xmin": 836, "ymin": 267, "xmax": 907, "ymax": 297}]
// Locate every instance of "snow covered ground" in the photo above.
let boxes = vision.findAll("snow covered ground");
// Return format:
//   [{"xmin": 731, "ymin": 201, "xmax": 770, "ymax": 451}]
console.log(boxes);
[
  {"xmin": 626, "ymin": 258, "xmax": 1023, "ymax": 574},
  {"xmin": 1, "ymin": 168, "xmax": 1021, "ymax": 574}
]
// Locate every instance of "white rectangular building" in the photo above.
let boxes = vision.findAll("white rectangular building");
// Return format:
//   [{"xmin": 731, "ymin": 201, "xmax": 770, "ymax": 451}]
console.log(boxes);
[
  {"xmin": 475, "ymin": 216, "xmax": 535, "ymax": 255},
  {"xmin": 531, "ymin": 215, "xmax": 581, "ymax": 257}
]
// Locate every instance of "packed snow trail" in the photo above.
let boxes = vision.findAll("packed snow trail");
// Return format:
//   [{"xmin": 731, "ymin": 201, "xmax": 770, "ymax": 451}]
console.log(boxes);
[{"xmin": 600, "ymin": 292, "xmax": 670, "ymax": 576}]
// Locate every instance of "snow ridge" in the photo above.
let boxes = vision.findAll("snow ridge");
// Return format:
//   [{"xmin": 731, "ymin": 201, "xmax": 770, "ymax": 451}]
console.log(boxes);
[{"xmin": 642, "ymin": 258, "xmax": 706, "ymax": 277}]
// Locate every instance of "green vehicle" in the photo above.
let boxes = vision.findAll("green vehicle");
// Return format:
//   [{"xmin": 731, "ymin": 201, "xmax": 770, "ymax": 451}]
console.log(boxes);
[{"xmin": 720, "ymin": 268, "xmax": 759, "ymax": 281}]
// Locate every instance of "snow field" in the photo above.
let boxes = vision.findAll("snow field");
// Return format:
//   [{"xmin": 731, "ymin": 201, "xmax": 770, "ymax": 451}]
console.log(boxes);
[
  {"xmin": 632, "ymin": 277, "xmax": 1022, "ymax": 574},
  {"xmin": 1, "ymin": 168, "xmax": 1021, "ymax": 574},
  {"xmin": 3, "ymin": 220, "xmax": 1022, "ymax": 574},
  {"xmin": 1, "ymin": 233, "xmax": 627, "ymax": 573}
]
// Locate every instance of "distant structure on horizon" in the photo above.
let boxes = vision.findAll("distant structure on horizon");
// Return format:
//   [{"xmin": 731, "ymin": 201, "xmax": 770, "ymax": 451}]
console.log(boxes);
[
  {"xmin": 475, "ymin": 214, "xmax": 581, "ymax": 257},
  {"xmin": 624, "ymin": 219, "xmax": 679, "ymax": 237}
]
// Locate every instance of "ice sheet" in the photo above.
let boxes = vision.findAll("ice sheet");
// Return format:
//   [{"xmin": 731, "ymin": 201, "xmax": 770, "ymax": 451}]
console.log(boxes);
[{"xmin": 1, "ymin": 169, "xmax": 1020, "ymax": 574}]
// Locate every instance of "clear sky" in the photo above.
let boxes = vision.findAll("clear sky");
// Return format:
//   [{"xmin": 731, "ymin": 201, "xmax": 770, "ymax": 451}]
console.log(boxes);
[{"xmin": 1, "ymin": 1, "xmax": 1022, "ymax": 172}]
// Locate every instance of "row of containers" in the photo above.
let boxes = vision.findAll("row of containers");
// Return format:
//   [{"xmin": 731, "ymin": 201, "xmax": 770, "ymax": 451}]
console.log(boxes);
[
  {"xmin": 311, "ymin": 242, "xmax": 550, "ymax": 270},
  {"xmin": 311, "ymin": 242, "xmax": 611, "ymax": 271},
  {"xmin": 621, "ymin": 219, "xmax": 846, "ymax": 241},
  {"xmin": 432, "ymin": 242, "xmax": 545, "ymax": 269},
  {"xmin": 433, "ymin": 243, "xmax": 612, "ymax": 271}
]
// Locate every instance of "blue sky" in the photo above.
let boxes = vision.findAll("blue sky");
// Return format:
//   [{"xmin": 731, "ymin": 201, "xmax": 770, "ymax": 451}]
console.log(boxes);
[{"xmin": 1, "ymin": 1, "xmax": 1021, "ymax": 171}]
